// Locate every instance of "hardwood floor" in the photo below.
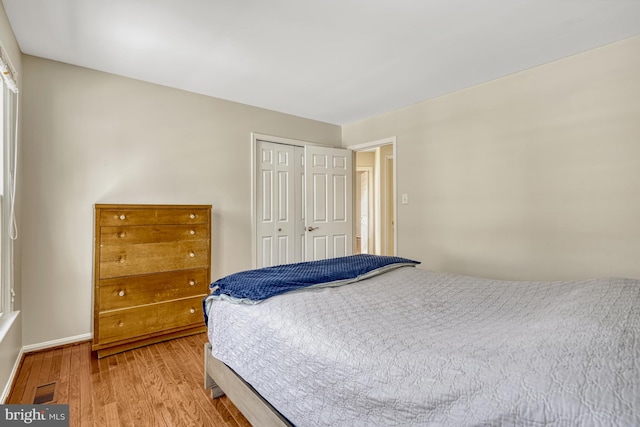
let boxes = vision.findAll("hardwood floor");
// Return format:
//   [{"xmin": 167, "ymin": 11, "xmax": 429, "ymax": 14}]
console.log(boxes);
[{"xmin": 7, "ymin": 333, "xmax": 251, "ymax": 427}]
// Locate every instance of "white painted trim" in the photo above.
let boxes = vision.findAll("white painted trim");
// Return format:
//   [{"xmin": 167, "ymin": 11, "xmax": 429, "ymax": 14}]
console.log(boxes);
[
  {"xmin": 347, "ymin": 136, "xmax": 397, "ymax": 152},
  {"xmin": 0, "ymin": 310, "xmax": 18, "ymax": 343},
  {"xmin": 0, "ymin": 310, "xmax": 20, "ymax": 403},
  {"xmin": 252, "ymin": 132, "xmax": 325, "ymax": 148},
  {"xmin": 22, "ymin": 333, "xmax": 92, "ymax": 353},
  {"xmin": 384, "ymin": 153, "xmax": 395, "ymax": 256},
  {"xmin": 348, "ymin": 137, "xmax": 398, "ymax": 255},
  {"xmin": 0, "ymin": 345, "xmax": 23, "ymax": 403},
  {"xmin": 250, "ymin": 135, "xmax": 258, "ymax": 269}
]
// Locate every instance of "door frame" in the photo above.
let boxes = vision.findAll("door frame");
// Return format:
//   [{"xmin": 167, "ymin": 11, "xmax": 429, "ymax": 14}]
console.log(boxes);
[
  {"xmin": 250, "ymin": 133, "xmax": 326, "ymax": 268},
  {"xmin": 384, "ymin": 153, "xmax": 395, "ymax": 256},
  {"xmin": 347, "ymin": 136, "xmax": 398, "ymax": 256}
]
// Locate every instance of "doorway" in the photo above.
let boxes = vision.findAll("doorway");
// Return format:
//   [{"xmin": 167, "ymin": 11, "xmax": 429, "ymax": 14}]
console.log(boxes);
[{"xmin": 349, "ymin": 137, "xmax": 397, "ymax": 256}]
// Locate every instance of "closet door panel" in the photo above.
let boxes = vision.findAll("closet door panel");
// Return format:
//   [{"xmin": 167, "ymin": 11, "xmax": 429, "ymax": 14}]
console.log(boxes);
[
  {"xmin": 256, "ymin": 141, "xmax": 297, "ymax": 267},
  {"xmin": 304, "ymin": 146, "xmax": 353, "ymax": 261}
]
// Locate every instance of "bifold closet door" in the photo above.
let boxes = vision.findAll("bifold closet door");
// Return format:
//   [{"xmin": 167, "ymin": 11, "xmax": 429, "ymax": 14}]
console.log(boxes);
[
  {"xmin": 256, "ymin": 140, "xmax": 353, "ymax": 267},
  {"xmin": 304, "ymin": 145, "xmax": 353, "ymax": 261},
  {"xmin": 256, "ymin": 141, "xmax": 304, "ymax": 267}
]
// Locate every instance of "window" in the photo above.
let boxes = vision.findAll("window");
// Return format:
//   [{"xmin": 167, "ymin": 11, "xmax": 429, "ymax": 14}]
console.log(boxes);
[
  {"xmin": 0, "ymin": 82, "xmax": 5, "ymax": 316},
  {"xmin": 0, "ymin": 46, "xmax": 19, "ymax": 319}
]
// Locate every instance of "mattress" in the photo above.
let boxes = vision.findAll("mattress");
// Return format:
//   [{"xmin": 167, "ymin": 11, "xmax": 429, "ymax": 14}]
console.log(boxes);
[{"xmin": 205, "ymin": 266, "xmax": 640, "ymax": 426}]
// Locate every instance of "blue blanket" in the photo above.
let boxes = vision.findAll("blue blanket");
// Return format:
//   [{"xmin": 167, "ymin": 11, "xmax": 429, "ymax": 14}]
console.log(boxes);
[{"xmin": 204, "ymin": 254, "xmax": 419, "ymax": 309}]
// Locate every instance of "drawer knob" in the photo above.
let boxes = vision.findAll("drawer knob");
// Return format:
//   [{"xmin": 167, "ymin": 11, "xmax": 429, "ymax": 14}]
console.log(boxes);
[
  {"xmin": 119, "ymin": 214, "xmax": 126, "ymax": 220},
  {"xmin": 189, "ymin": 252, "xmax": 195, "ymax": 258},
  {"xmin": 190, "ymin": 213, "xmax": 197, "ymax": 219},
  {"xmin": 118, "ymin": 231, "xmax": 126, "ymax": 238},
  {"xmin": 118, "ymin": 256, "xmax": 126, "ymax": 264},
  {"xmin": 189, "ymin": 280, "xmax": 195, "ymax": 286},
  {"xmin": 118, "ymin": 290, "xmax": 125, "ymax": 297},
  {"xmin": 189, "ymin": 230, "xmax": 196, "ymax": 235},
  {"xmin": 118, "ymin": 321, "xmax": 124, "ymax": 327},
  {"xmin": 190, "ymin": 308, "xmax": 196, "ymax": 314}
]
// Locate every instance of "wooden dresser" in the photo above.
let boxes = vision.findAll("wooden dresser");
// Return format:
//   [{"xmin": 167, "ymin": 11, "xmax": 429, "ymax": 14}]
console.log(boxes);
[{"xmin": 93, "ymin": 204, "xmax": 212, "ymax": 358}]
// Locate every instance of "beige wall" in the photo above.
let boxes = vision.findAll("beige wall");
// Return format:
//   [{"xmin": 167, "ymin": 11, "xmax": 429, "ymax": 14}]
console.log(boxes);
[
  {"xmin": 21, "ymin": 55, "xmax": 341, "ymax": 346},
  {"xmin": 355, "ymin": 151, "xmax": 374, "ymax": 168},
  {"xmin": 0, "ymin": 1, "xmax": 23, "ymax": 401},
  {"xmin": 343, "ymin": 36, "xmax": 640, "ymax": 281}
]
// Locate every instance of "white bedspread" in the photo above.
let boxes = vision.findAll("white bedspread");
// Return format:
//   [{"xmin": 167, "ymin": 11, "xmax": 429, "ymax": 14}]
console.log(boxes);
[{"xmin": 206, "ymin": 267, "xmax": 640, "ymax": 426}]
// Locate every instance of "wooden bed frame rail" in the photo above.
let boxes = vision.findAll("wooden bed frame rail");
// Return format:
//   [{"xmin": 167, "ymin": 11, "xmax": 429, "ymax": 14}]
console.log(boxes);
[{"xmin": 204, "ymin": 343, "xmax": 293, "ymax": 427}]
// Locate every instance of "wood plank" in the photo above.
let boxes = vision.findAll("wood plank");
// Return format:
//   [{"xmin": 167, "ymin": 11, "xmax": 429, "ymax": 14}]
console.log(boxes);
[
  {"xmin": 104, "ymin": 402, "xmax": 120, "ymax": 427},
  {"xmin": 33, "ymin": 350, "xmax": 54, "ymax": 402},
  {"xmin": 55, "ymin": 345, "xmax": 74, "ymax": 404},
  {"xmin": 19, "ymin": 351, "xmax": 45, "ymax": 404},
  {"xmin": 89, "ymin": 349, "xmax": 107, "ymax": 426},
  {"xmin": 78, "ymin": 346, "xmax": 95, "ymax": 426},
  {"xmin": 6, "ymin": 353, "xmax": 31, "ymax": 403},
  {"xmin": 160, "ymin": 338, "xmax": 226, "ymax": 426},
  {"xmin": 6, "ymin": 335, "xmax": 247, "ymax": 427},
  {"xmin": 109, "ymin": 354, "xmax": 134, "ymax": 426},
  {"xmin": 119, "ymin": 350, "xmax": 155, "ymax": 426},
  {"xmin": 47, "ymin": 347, "xmax": 64, "ymax": 387},
  {"xmin": 135, "ymin": 346, "xmax": 177, "ymax": 425},
  {"xmin": 68, "ymin": 344, "xmax": 82, "ymax": 427}
]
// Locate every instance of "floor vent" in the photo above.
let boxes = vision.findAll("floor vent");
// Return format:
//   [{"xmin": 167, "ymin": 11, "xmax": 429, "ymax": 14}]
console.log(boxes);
[{"xmin": 33, "ymin": 381, "xmax": 57, "ymax": 404}]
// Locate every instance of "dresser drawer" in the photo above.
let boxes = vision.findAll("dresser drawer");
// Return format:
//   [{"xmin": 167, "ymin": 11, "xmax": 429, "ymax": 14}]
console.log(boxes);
[
  {"xmin": 100, "ymin": 224, "xmax": 210, "ymax": 246},
  {"xmin": 98, "ymin": 268, "xmax": 209, "ymax": 311},
  {"xmin": 97, "ymin": 296, "xmax": 205, "ymax": 345},
  {"xmin": 99, "ymin": 207, "xmax": 209, "ymax": 226},
  {"xmin": 99, "ymin": 240, "xmax": 210, "ymax": 279}
]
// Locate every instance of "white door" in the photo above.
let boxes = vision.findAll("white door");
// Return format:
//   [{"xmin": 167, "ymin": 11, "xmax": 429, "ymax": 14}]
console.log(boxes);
[
  {"xmin": 304, "ymin": 145, "xmax": 353, "ymax": 261},
  {"xmin": 256, "ymin": 141, "xmax": 300, "ymax": 267}
]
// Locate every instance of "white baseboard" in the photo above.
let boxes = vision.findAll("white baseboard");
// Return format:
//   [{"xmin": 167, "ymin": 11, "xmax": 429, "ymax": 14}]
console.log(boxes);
[
  {"xmin": 22, "ymin": 333, "xmax": 93, "ymax": 353},
  {"xmin": 0, "ymin": 346, "xmax": 24, "ymax": 404}
]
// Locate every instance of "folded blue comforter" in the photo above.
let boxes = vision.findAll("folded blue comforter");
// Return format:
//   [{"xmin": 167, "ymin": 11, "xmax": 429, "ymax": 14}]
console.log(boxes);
[{"xmin": 204, "ymin": 254, "xmax": 419, "ymax": 309}]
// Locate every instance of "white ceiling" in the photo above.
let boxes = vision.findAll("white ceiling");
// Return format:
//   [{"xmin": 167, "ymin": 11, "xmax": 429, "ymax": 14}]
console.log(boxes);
[{"xmin": 3, "ymin": 1, "xmax": 640, "ymax": 125}]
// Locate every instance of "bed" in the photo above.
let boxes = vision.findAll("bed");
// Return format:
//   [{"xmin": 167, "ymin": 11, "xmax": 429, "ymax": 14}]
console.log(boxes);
[{"xmin": 203, "ymin": 254, "xmax": 640, "ymax": 426}]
